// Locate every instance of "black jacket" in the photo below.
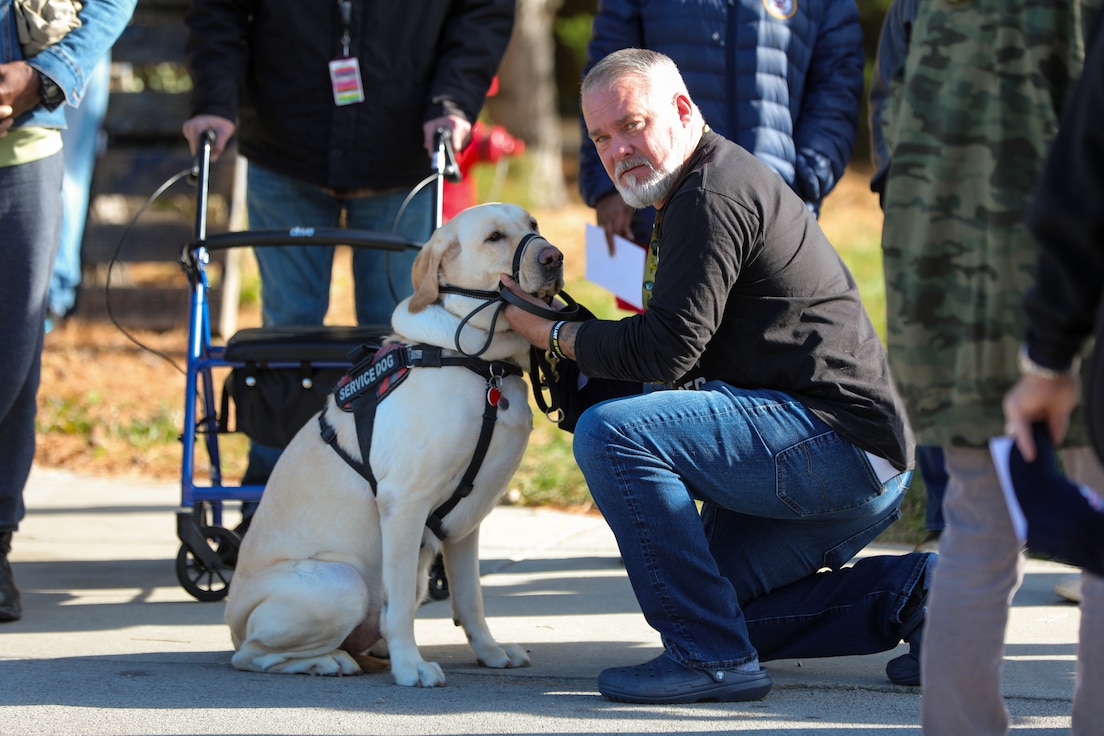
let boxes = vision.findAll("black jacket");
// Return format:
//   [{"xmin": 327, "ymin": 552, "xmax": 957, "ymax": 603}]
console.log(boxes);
[
  {"xmin": 186, "ymin": 0, "xmax": 514, "ymax": 191},
  {"xmin": 575, "ymin": 132, "xmax": 913, "ymax": 469},
  {"xmin": 1024, "ymin": 9, "xmax": 1104, "ymax": 458}
]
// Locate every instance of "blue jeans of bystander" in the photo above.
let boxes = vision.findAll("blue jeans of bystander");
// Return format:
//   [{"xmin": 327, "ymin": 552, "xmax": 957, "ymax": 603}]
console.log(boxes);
[
  {"xmin": 916, "ymin": 445, "xmax": 948, "ymax": 533},
  {"xmin": 48, "ymin": 54, "xmax": 112, "ymax": 322},
  {"xmin": 246, "ymin": 161, "xmax": 431, "ymax": 328},
  {"xmin": 0, "ymin": 151, "xmax": 64, "ymax": 531},
  {"xmin": 575, "ymin": 382, "xmax": 930, "ymax": 671}
]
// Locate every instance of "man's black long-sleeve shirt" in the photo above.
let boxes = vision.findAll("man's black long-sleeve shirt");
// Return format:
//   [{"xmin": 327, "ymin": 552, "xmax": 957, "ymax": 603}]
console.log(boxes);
[{"xmin": 575, "ymin": 132, "xmax": 913, "ymax": 469}]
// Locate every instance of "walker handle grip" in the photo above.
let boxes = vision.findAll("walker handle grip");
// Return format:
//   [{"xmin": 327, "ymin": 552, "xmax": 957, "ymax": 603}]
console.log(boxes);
[{"xmin": 433, "ymin": 127, "xmax": 462, "ymax": 183}]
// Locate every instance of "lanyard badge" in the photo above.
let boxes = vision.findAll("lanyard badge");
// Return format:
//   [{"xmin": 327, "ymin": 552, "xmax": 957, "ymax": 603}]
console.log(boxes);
[
  {"xmin": 329, "ymin": 58, "xmax": 365, "ymax": 106},
  {"xmin": 641, "ymin": 209, "xmax": 663, "ymax": 310},
  {"xmin": 329, "ymin": 0, "xmax": 365, "ymax": 106}
]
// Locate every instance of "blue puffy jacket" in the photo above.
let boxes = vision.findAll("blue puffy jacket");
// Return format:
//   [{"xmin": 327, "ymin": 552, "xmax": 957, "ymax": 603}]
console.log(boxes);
[
  {"xmin": 867, "ymin": 0, "xmax": 919, "ymax": 203},
  {"xmin": 578, "ymin": 0, "xmax": 864, "ymax": 233}
]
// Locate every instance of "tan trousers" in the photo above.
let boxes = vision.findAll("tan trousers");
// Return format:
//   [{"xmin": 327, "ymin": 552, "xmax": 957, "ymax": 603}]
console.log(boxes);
[{"xmin": 921, "ymin": 446, "xmax": 1104, "ymax": 735}]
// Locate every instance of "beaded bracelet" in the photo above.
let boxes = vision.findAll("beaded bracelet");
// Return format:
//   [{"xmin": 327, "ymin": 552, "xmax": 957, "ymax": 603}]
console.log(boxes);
[{"xmin": 549, "ymin": 320, "xmax": 568, "ymax": 360}]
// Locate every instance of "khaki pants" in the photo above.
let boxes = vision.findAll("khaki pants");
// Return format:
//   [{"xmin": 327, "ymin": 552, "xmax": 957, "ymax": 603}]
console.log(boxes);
[{"xmin": 921, "ymin": 446, "xmax": 1104, "ymax": 734}]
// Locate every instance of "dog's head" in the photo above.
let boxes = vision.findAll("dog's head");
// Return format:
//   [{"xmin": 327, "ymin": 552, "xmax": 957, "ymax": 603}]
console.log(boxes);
[{"xmin": 408, "ymin": 203, "xmax": 564, "ymax": 313}]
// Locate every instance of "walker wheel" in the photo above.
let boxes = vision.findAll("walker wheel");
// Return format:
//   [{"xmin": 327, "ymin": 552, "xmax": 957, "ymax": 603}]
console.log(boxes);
[{"xmin": 176, "ymin": 525, "xmax": 239, "ymax": 602}]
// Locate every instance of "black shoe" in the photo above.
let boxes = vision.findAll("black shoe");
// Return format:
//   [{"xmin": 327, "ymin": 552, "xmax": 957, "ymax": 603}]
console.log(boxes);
[
  {"xmin": 233, "ymin": 514, "xmax": 253, "ymax": 538},
  {"xmin": 0, "ymin": 531, "xmax": 22, "ymax": 622},
  {"xmin": 233, "ymin": 498, "xmax": 260, "ymax": 538},
  {"xmin": 598, "ymin": 652, "xmax": 772, "ymax": 704},
  {"xmin": 886, "ymin": 553, "xmax": 936, "ymax": 686}
]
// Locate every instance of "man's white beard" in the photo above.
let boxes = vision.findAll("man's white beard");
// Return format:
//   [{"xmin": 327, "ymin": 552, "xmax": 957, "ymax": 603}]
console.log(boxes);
[{"xmin": 615, "ymin": 155, "xmax": 680, "ymax": 209}]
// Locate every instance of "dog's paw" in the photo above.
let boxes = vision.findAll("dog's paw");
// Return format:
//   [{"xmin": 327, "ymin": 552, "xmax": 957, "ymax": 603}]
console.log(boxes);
[
  {"xmin": 476, "ymin": 643, "xmax": 531, "ymax": 669},
  {"xmin": 392, "ymin": 660, "xmax": 447, "ymax": 688}
]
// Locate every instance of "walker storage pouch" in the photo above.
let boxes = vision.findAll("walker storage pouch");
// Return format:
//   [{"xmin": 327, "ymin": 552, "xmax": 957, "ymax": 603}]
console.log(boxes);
[
  {"xmin": 221, "ymin": 363, "xmax": 347, "ymax": 449},
  {"xmin": 217, "ymin": 325, "xmax": 388, "ymax": 448},
  {"xmin": 542, "ymin": 355, "xmax": 642, "ymax": 433},
  {"xmin": 528, "ymin": 303, "xmax": 641, "ymax": 433}
]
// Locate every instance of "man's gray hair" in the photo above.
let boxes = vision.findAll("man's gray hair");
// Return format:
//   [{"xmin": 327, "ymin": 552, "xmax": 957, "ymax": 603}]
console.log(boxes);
[{"xmin": 581, "ymin": 48, "xmax": 689, "ymax": 102}]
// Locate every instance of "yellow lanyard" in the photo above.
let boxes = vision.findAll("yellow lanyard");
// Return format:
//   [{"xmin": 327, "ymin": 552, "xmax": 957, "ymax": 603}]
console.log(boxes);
[{"xmin": 641, "ymin": 208, "xmax": 663, "ymax": 310}]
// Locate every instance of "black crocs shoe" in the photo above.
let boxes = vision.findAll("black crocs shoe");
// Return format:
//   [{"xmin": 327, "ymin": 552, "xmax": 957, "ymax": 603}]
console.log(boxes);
[
  {"xmin": 598, "ymin": 652, "xmax": 772, "ymax": 704},
  {"xmin": 885, "ymin": 635, "xmax": 921, "ymax": 686}
]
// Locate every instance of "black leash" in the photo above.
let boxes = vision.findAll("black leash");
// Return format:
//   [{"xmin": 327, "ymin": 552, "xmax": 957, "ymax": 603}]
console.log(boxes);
[{"xmin": 438, "ymin": 233, "xmax": 583, "ymax": 358}]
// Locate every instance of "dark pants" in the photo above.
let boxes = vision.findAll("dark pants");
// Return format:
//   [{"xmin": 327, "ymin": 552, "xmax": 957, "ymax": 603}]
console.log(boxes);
[{"xmin": 0, "ymin": 151, "xmax": 64, "ymax": 532}]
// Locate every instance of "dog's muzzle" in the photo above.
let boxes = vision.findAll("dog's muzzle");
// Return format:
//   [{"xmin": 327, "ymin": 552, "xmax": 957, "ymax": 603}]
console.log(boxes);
[{"xmin": 498, "ymin": 233, "xmax": 579, "ymax": 320}]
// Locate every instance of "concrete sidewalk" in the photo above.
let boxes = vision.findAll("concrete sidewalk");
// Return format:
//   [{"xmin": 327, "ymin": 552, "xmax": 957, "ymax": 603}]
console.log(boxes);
[{"xmin": 0, "ymin": 466, "xmax": 1085, "ymax": 735}]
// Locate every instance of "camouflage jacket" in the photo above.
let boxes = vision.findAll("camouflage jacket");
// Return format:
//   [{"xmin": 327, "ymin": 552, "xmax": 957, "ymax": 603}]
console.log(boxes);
[{"xmin": 877, "ymin": 0, "xmax": 1098, "ymax": 447}]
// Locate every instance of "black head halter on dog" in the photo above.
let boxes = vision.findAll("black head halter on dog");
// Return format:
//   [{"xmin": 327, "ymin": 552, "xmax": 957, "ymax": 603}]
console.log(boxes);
[
  {"xmin": 466, "ymin": 233, "xmax": 593, "ymax": 425},
  {"xmin": 437, "ymin": 233, "xmax": 582, "ymax": 357},
  {"xmin": 438, "ymin": 231, "xmax": 593, "ymax": 427}
]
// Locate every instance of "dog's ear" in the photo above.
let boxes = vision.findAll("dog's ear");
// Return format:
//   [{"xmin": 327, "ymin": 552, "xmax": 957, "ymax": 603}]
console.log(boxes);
[{"xmin": 409, "ymin": 229, "xmax": 458, "ymax": 312}]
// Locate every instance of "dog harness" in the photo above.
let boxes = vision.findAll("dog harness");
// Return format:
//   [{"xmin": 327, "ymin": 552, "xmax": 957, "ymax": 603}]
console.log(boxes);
[{"xmin": 318, "ymin": 341, "xmax": 522, "ymax": 540}]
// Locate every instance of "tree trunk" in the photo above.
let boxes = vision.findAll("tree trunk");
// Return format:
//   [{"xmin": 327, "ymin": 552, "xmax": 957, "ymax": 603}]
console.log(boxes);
[{"xmin": 487, "ymin": 0, "xmax": 567, "ymax": 209}]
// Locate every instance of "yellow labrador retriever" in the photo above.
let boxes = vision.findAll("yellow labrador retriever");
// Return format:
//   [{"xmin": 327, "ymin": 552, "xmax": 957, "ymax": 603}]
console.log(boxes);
[{"xmin": 225, "ymin": 203, "xmax": 564, "ymax": 687}]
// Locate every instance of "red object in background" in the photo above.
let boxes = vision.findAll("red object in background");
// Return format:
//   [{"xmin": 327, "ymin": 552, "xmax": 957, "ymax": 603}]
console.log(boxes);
[
  {"xmin": 616, "ymin": 296, "xmax": 645, "ymax": 314},
  {"xmin": 442, "ymin": 122, "xmax": 526, "ymax": 221}
]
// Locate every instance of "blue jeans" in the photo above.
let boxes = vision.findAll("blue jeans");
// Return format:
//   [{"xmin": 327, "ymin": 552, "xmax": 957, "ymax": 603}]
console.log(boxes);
[
  {"xmin": 49, "ymin": 54, "xmax": 111, "ymax": 321},
  {"xmin": 575, "ymin": 382, "xmax": 931, "ymax": 671},
  {"xmin": 246, "ymin": 161, "xmax": 430, "ymax": 328},
  {"xmin": 242, "ymin": 162, "xmax": 432, "ymax": 486},
  {"xmin": 0, "ymin": 151, "xmax": 64, "ymax": 531},
  {"xmin": 916, "ymin": 445, "xmax": 948, "ymax": 532}
]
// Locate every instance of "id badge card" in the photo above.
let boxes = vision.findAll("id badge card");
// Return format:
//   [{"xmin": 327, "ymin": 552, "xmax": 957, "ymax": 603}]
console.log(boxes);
[{"xmin": 329, "ymin": 57, "xmax": 366, "ymax": 106}]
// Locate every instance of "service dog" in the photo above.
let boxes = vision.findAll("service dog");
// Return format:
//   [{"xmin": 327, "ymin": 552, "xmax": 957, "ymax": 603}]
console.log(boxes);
[{"xmin": 225, "ymin": 203, "xmax": 564, "ymax": 687}]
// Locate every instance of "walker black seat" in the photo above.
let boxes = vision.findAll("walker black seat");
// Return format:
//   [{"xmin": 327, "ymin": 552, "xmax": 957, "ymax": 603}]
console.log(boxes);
[{"xmin": 223, "ymin": 325, "xmax": 390, "ymax": 364}]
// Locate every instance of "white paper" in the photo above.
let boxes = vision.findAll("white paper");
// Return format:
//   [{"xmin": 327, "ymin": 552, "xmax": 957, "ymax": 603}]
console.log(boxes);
[
  {"xmin": 989, "ymin": 436, "xmax": 1028, "ymax": 543},
  {"xmin": 585, "ymin": 223, "xmax": 646, "ymax": 310}
]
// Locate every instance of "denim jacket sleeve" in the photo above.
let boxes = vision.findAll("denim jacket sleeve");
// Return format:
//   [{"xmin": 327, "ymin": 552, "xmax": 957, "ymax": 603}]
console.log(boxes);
[{"xmin": 13, "ymin": 0, "xmax": 136, "ymax": 127}]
